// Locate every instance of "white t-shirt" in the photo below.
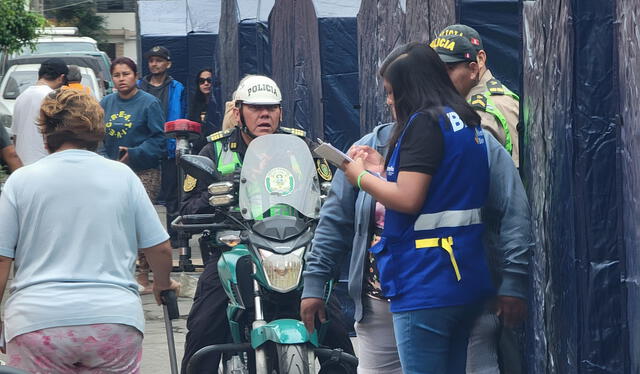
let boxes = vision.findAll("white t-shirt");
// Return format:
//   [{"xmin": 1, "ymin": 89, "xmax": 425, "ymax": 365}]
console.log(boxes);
[
  {"xmin": 0, "ymin": 149, "xmax": 169, "ymax": 342},
  {"xmin": 10, "ymin": 84, "xmax": 52, "ymax": 165}
]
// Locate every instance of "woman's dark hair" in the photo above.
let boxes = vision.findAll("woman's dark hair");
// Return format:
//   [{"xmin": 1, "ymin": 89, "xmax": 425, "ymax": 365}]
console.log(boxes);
[
  {"xmin": 379, "ymin": 42, "xmax": 481, "ymax": 161},
  {"xmin": 188, "ymin": 68, "xmax": 213, "ymax": 120},
  {"xmin": 38, "ymin": 89, "xmax": 105, "ymax": 152},
  {"xmin": 110, "ymin": 57, "xmax": 137, "ymax": 75}
]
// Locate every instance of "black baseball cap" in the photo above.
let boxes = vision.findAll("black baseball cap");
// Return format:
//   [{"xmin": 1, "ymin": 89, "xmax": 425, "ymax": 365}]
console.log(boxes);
[
  {"xmin": 430, "ymin": 34, "xmax": 478, "ymax": 64},
  {"xmin": 439, "ymin": 24, "xmax": 483, "ymax": 52},
  {"xmin": 39, "ymin": 58, "xmax": 69, "ymax": 77},
  {"xmin": 144, "ymin": 45, "xmax": 171, "ymax": 61}
]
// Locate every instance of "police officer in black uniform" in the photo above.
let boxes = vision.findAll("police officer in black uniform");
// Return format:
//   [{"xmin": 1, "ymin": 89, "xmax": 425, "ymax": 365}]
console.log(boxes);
[{"xmin": 179, "ymin": 75, "xmax": 349, "ymax": 373}]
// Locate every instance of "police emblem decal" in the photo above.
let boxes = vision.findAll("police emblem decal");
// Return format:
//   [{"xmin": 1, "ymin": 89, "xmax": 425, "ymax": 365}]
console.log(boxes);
[
  {"xmin": 265, "ymin": 167, "xmax": 295, "ymax": 196},
  {"xmin": 316, "ymin": 159, "xmax": 332, "ymax": 181},
  {"xmin": 183, "ymin": 174, "xmax": 197, "ymax": 192}
]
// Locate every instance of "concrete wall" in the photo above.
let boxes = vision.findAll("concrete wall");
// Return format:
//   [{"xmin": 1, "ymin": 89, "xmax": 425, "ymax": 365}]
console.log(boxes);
[{"xmin": 99, "ymin": 12, "xmax": 138, "ymax": 61}]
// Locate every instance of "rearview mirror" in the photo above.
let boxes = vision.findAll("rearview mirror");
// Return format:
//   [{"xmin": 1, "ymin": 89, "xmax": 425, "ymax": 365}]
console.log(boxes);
[{"xmin": 178, "ymin": 154, "xmax": 219, "ymax": 186}]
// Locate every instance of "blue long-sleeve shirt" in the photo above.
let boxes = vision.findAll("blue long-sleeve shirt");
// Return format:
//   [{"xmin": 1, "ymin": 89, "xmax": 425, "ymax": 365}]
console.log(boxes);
[
  {"xmin": 302, "ymin": 123, "xmax": 534, "ymax": 321},
  {"xmin": 100, "ymin": 91, "xmax": 166, "ymax": 171}
]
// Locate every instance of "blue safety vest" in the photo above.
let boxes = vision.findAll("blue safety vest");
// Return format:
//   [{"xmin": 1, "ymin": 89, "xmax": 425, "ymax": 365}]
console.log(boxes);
[{"xmin": 370, "ymin": 108, "xmax": 494, "ymax": 313}]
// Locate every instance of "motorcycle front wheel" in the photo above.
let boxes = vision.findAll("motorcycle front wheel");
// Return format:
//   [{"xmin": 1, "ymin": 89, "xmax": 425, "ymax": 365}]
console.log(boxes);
[{"xmin": 274, "ymin": 344, "xmax": 315, "ymax": 374}]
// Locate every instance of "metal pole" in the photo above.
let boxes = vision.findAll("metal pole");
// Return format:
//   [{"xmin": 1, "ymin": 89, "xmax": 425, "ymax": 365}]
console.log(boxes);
[{"xmin": 251, "ymin": 262, "xmax": 268, "ymax": 374}]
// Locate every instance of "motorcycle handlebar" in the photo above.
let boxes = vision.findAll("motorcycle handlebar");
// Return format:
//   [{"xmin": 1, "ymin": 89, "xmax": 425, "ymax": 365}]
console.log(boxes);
[{"xmin": 171, "ymin": 215, "xmax": 240, "ymax": 233}]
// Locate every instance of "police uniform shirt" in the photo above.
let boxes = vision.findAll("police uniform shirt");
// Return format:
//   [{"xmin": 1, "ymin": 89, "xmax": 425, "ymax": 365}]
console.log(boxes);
[{"xmin": 466, "ymin": 69, "xmax": 520, "ymax": 167}]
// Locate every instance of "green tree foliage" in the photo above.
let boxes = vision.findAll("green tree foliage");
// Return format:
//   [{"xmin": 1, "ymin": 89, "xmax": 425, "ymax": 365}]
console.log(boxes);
[
  {"xmin": 0, "ymin": 0, "xmax": 46, "ymax": 54},
  {"xmin": 45, "ymin": 0, "xmax": 107, "ymax": 43}
]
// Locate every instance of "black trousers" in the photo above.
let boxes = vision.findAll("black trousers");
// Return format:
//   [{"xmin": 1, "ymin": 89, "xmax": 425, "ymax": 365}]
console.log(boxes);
[
  {"xmin": 160, "ymin": 158, "xmax": 179, "ymax": 243},
  {"xmin": 180, "ymin": 250, "xmax": 354, "ymax": 374}
]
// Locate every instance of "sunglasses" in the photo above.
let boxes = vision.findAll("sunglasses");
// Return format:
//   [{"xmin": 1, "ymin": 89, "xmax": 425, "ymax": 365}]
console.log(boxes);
[{"xmin": 198, "ymin": 77, "xmax": 212, "ymax": 84}]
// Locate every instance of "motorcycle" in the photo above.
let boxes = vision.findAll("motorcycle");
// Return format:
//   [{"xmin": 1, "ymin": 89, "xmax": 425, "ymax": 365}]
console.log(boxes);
[{"xmin": 173, "ymin": 134, "xmax": 357, "ymax": 374}]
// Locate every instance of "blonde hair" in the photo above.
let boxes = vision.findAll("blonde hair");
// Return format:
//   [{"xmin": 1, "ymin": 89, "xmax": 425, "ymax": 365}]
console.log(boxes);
[
  {"xmin": 221, "ymin": 99, "xmax": 238, "ymax": 131},
  {"xmin": 39, "ymin": 89, "xmax": 105, "ymax": 152}
]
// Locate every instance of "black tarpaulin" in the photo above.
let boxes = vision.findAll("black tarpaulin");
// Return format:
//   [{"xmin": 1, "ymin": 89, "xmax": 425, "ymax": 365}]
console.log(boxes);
[
  {"xmin": 522, "ymin": 0, "xmax": 628, "ymax": 372},
  {"xmin": 187, "ymin": 32, "xmax": 222, "ymax": 130},
  {"xmin": 237, "ymin": 0, "xmax": 273, "ymax": 79},
  {"xmin": 316, "ymin": 1, "xmax": 360, "ymax": 151},
  {"xmin": 238, "ymin": 21, "xmax": 271, "ymax": 78},
  {"xmin": 219, "ymin": 0, "xmax": 273, "ymax": 103},
  {"xmin": 318, "ymin": 16, "xmax": 360, "ymax": 152},
  {"xmin": 458, "ymin": 0, "xmax": 521, "ymax": 94},
  {"xmin": 618, "ymin": 1, "xmax": 640, "ymax": 372}
]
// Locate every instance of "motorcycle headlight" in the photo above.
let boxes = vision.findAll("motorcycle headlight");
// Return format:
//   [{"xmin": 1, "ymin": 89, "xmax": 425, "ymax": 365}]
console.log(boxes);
[
  {"xmin": 208, "ymin": 181, "xmax": 234, "ymax": 195},
  {"xmin": 209, "ymin": 194, "xmax": 236, "ymax": 206},
  {"xmin": 258, "ymin": 247, "xmax": 305, "ymax": 293}
]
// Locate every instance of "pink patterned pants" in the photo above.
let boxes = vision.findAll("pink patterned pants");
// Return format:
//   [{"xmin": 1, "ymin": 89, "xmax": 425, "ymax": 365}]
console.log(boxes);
[{"xmin": 6, "ymin": 324, "xmax": 143, "ymax": 374}]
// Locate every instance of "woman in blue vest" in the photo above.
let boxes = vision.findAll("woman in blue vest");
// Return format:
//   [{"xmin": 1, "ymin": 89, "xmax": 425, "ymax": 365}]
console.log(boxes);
[{"xmin": 341, "ymin": 42, "xmax": 494, "ymax": 373}]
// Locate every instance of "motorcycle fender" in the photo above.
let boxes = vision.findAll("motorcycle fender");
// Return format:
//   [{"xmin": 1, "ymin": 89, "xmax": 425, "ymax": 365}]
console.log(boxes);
[
  {"xmin": 218, "ymin": 246, "xmax": 251, "ymax": 307},
  {"xmin": 251, "ymin": 319, "xmax": 319, "ymax": 349}
]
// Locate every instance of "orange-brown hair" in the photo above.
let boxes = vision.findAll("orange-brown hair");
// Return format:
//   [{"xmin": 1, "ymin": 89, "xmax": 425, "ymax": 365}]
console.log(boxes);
[{"xmin": 39, "ymin": 89, "xmax": 105, "ymax": 153}]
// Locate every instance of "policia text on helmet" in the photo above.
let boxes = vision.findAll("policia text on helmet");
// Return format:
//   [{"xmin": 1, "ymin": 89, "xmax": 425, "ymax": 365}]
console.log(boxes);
[{"xmin": 233, "ymin": 75, "xmax": 283, "ymax": 141}]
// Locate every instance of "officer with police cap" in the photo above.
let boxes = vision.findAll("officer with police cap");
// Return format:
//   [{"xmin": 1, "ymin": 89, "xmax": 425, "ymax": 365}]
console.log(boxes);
[
  {"xmin": 432, "ymin": 25, "xmax": 521, "ymax": 168},
  {"xmin": 431, "ymin": 28, "xmax": 525, "ymax": 374},
  {"xmin": 179, "ymin": 75, "xmax": 348, "ymax": 373}
]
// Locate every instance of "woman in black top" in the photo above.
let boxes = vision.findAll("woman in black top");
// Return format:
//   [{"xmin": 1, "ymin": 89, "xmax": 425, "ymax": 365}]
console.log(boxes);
[
  {"xmin": 188, "ymin": 68, "xmax": 216, "ymax": 153},
  {"xmin": 340, "ymin": 42, "xmax": 490, "ymax": 374}
]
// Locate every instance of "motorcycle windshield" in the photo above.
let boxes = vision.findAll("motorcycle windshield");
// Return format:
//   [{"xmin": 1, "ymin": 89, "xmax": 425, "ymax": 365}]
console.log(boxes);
[{"xmin": 239, "ymin": 134, "xmax": 321, "ymax": 220}]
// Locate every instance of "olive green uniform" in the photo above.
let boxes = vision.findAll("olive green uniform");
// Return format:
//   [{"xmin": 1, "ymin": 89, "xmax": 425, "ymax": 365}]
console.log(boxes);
[{"xmin": 467, "ymin": 69, "xmax": 520, "ymax": 168}]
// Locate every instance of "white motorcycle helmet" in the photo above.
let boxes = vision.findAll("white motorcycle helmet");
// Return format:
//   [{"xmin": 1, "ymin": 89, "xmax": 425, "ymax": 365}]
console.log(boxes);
[{"xmin": 234, "ymin": 75, "xmax": 282, "ymax": 106}]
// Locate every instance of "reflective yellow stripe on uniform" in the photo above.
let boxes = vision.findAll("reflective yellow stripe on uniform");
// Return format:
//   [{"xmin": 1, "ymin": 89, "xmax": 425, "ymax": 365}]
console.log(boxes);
[
  {"xmin": 484, "ymin": 95, "xmax": 512, "ymax": 154},
  {"xmin": 214, "ymin": 141, "xmax": 242, "ymax": 175},
  {"xmin": 415, "ymin": 237, "xmax": 461, "ymax": 281}
]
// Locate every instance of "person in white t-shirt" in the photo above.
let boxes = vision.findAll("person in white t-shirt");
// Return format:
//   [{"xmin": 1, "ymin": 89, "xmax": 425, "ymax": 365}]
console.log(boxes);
[
  {"xmin": 0, "ymin": 89, "xmax": 179, "ymax": 373},
  {"xmin": 10, "ymin": 58, "xmax": 68, "ymax": 165}
]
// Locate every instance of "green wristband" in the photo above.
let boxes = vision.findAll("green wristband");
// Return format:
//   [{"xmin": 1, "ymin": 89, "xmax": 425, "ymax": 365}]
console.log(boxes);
[{"xmin": 357, "ymin": 170, "xmax": 368, "ymax": 189}]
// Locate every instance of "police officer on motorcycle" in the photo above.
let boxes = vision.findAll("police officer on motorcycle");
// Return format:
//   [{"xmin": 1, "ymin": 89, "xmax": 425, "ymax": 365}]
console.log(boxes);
[{"xmin": 179, "ymin": 75, "xmax": 350, "ymax": 373}]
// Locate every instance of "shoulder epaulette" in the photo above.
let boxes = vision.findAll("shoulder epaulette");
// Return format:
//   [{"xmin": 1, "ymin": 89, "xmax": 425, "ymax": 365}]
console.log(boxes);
[
  {"xmin": 470, "ymin": 94, "xmax": 488, "ymax": 111},
  {"xmin": 207, "ymin": 128, "xmax": 234, "ymax": 143},
  {"xmin": 486, "ymin": 78, "xmax": 506, "ymax": 95},
  {"xmin": 280, "ymin": 127, "xmax": 306, "ymax": 138}
]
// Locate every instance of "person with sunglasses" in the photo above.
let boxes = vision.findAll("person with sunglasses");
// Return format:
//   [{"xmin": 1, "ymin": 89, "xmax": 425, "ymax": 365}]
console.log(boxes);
[{"xmin": 187, "ymin": 68, "xmax": 218, "ymax": 154}]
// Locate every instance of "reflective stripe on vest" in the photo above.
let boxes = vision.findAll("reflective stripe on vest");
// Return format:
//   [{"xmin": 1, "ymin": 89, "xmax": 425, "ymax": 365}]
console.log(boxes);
[
  {"xmin": 482, "ymin": 95, "xmax": 512, "ymax": 154},
  {"xmin": 413, "ymin": 208, "xmax": 481, "ymax": 231},
  {"xmin": 214, "ymin": 141, "xmax": 242, "ymax": 175}
]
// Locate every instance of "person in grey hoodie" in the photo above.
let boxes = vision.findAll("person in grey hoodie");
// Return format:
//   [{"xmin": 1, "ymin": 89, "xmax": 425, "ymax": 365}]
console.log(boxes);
[{"xmin": 301, "ymin": 123, "xmax": 533, "ymax": 373}]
